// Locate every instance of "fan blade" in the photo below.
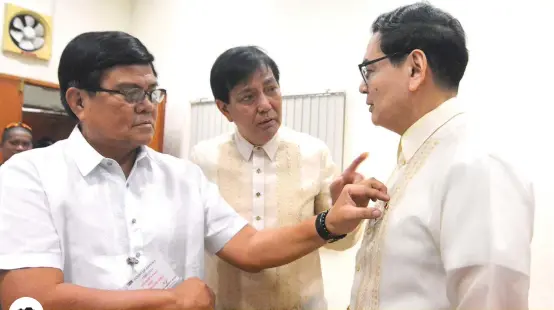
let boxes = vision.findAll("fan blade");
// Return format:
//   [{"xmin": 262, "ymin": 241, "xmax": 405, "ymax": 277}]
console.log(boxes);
[
  {"xmin": 24, "ymin": 15, "xmax": 35, "ymax": 27},
  {"xmin": 12, "ymin": 17, "xmax": 24, "ymax": 30},
  {"xmin": 32, "ymin": 37, "xmax": 44, "ymax": 49},
  {"xmin": 19, "ymin": 39, "xmax": 34, "ymax": 51},
  {"xmin": 34, "ymin": 23, "xmax": 44, "ymax": 37},
  {"xmin": 9, "ymin": 29, "xmax": 24, "ymax": 42}
]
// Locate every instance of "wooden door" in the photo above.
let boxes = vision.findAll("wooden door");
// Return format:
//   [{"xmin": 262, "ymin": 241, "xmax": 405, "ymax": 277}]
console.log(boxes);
[
  {"xmin": 148, "ymin": 97, "xmax": 166, "ymax": 152},
  {"xmin": 0, "ymin": 76, "xmax": 23, "ymax": 161},
  {"xmin": 0, "ymin": 76, "xmax": 23, "ymax": 128}
]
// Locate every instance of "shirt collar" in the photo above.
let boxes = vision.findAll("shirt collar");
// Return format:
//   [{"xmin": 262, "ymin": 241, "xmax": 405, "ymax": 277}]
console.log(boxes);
[
  {"xmin": 234, "ymin": 128, "xmax": 280, "ymax": 161},
  {"xmin": 66, "ymin": 126, "xmax": 150, "ymax": 176},
  {"xmin": 399, "ymin": 97, "xmax": 465, "ymax": 164}
]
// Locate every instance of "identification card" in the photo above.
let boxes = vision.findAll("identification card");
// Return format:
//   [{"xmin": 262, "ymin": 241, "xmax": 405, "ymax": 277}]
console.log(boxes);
[{"xmin": 123, "ymin": 253, "xmax": 182, "ymax": 290}]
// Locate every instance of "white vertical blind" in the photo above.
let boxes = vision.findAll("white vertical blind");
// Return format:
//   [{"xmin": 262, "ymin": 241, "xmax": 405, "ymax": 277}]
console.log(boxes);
[{"xmin": 189, "ymin": 91, "xmax": 346, "ymax": 169}]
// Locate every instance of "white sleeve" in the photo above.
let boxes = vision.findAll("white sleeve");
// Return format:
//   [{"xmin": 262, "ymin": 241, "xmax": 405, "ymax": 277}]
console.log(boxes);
[
  {"xmin": 440, "ymin": 154, "xmax": 534, "ymax": 309},
  {"xmin": 200, "ymin": 168, "xmax": 248, "ymax": 255},
  {"xmin": 0, "ymin": 157, "xmax": 62, "ymax": 270}
]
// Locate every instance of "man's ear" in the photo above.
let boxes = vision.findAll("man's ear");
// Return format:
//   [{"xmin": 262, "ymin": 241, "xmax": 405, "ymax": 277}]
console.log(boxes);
[
  {"xmin": 65, "ymin": 87, "xmax": 85, "ymax": 120},
  {"xmin": 407, "ymin": 49, "xmax": 428, "ymax": 92},
  {"xmin": 216, "ymin": 99, "xmax": 233, "ymax": 122}
]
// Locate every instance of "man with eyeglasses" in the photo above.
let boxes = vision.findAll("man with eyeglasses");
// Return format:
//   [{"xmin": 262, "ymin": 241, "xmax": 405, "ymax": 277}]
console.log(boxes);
[
  {"xmin": 0, "ymin": 31, "xmax": 389, "ymax": 310},
  {"xmin": 349, "ymin": 3, "xmax": 534, "ymax": 310}
]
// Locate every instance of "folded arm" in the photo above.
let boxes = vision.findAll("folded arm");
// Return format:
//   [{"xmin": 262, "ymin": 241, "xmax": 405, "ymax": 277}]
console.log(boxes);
[{"xmin": 1, "ymin": 268, "xmax": 181, "ymax": 310}]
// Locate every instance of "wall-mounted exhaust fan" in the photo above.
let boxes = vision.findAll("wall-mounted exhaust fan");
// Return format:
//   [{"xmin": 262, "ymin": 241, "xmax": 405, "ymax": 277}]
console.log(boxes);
[
  {"xmin": 2, "ymin": 3, "xmax": 53, "ymax": 61},
  {"xmin": 9, "ymin": 14, "xmax": 45, "ymax": 52}
]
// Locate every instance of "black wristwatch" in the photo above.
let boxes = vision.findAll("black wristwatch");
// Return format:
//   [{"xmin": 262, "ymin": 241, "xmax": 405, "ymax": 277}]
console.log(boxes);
[{"xmin": 315, "ymin": 209, "xmax": 347, "ymax": 243}]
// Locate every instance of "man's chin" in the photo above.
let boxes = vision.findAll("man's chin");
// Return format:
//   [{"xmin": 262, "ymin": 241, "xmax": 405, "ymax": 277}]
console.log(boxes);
[
  {"xmin": 133, "ymin": 134, "xmax": 155, "ymax": 146},
  {"xmin": 371, "ymin": 112, "xmax": 379, "ymax": 126},
  {"xmin": 266, "ymin": 124, "xmax": 280, "ymax": 137},
  {"xmin": 256, "ymin": 129, "xmax": 279, "ymax": 145}
]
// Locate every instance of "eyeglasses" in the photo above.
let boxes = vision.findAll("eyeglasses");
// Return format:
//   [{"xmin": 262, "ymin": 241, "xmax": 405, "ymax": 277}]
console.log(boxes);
[
  {"xmin": 88, "ymin": 88, "xmax": 167, "ymax": 105},
  {"xmin": 5, "ymin": 122, "xmax": 32, "ymax": 132},
  {"xmin": 358, "ymin": 52, "xmax": 405, "ymax": 84}
]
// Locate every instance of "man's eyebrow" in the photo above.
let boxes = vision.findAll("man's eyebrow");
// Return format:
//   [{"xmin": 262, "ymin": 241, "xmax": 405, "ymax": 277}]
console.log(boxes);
[
  {"xmin": 263, "ymin": 76, "xmax": 277, "ymax": 84},
  {"xmin": 236, "ymin": 87, "xmax": 254, "ymax": 95},
  {"xmin": 115, "ymin": 82, "xmax": 159, "ymax": 89}
]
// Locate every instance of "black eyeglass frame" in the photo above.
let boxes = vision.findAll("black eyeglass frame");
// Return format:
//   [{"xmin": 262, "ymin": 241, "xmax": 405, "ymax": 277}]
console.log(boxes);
[
  {"xmin": 358, "ymin": 52, "xmax": 407, "ymax": 84},
  {"xmin": 85, "ymin": 87, "xmax": 167, "ymax": 105}
]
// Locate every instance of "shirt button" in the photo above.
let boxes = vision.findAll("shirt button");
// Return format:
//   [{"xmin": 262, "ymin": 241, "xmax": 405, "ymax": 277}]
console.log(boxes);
[
  {"xmin": 256, "ymin": 168, "xmax": 261, "ymax": 174},
  {"xmin": 126, "ymin": 257, "xmax": 139, "ymax": 265},
  {"xmin": 256, "ymin": 192, "xmax": 261, "ymax": 197},
  {"xmin": 131, "ymin": 218, "xmax": 137, "ymax": 224},
  {"xmin": 256, "ymin": 216, "xmax": 262, "ymax": 221},
  {"xmin": 136, "ymin": 252, "xmax": 141, "ymax": 258},
  {"xmin": 356, "ymin": 265, "xmax": 361, "ymax": 272}
]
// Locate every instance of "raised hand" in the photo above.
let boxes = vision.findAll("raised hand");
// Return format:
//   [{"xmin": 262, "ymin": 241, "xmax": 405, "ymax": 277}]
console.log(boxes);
[
  {"xmin": 330, "ymin": 152, "xmax": 368, "ymax": 204},
  {"xmin": 325, "ymin": 178, "xmax": 389, "ymax": 235}
]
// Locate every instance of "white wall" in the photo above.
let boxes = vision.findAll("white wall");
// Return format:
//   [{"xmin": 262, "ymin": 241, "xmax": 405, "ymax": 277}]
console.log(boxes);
[
  {"xmin": 129, "ymin": 2, "xmax": 392, "ymax": 307},
  {"xmin": 0, "ymin": 0, "xmax": 133, "ymax": 84},
  {"xmin": 131, "ymin": 0, "xmax": 553, "ymax": 308},
  {"xmin": 1, "ymin": 0, "xmax": 549, "ymax": 307}
]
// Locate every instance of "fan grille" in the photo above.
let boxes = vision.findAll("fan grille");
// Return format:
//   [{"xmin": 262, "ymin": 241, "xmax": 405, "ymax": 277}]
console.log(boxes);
[{"xmin": 9, "ymin": 13, "xmax": 46, "ymax": 52}]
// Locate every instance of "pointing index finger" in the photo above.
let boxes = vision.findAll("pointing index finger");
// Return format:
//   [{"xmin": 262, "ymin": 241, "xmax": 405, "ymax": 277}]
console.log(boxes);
[{"xmin": 344, "ymin": 152, "xmax": 368, "ymax": 174}]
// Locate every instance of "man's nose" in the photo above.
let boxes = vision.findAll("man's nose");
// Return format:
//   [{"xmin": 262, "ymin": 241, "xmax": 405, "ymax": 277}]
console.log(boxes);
[
  {"xmin": 257, "ymin": 95, "xmax": 272, "ymax": 112},
  {"xmin": 359, "ymin": 81, "xmax": 368, "ymax": 94},
  {"xmin": 136, "ymin": 97, "xmax": 155, "ymax": 113}
]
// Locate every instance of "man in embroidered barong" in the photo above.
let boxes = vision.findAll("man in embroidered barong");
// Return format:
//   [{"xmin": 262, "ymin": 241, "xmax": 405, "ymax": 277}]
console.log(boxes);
[
  {"xmin": 347, "ymin": 2, "xmax": 535, "ymax": 310},
  {"xmin": 190, "ymin": 46, "xmax": 372, "ymax": 310}
]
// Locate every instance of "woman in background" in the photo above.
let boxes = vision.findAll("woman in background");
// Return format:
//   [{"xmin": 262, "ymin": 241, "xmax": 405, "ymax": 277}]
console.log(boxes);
[{"xmin": 0, "ymin": 122, "xmax": 33, "ymax": 165}]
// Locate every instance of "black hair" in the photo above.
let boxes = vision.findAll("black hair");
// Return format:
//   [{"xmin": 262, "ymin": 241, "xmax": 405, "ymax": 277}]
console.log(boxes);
[
  {"xmin": 58, "ymin": 31, "xmax": 157, "ymax": 120},
  {"xmin": 210, "ymin": 46, "xmax": 280, "ymax": 104},
  {"xmin": 1, "ymin": 125, "xmax": 32, "ymax": 144},
  {"xmin": 35, "ymin": 137, "xmax": 55, "ymax": 148},
  {"xmin": 372, "ymin": 2, "xmax": 468, "ymax": 90}
]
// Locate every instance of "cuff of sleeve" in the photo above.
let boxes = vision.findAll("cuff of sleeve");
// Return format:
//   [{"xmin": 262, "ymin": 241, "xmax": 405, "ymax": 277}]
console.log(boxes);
[
  {"xmin": 0, "ymin": 253, "xmax": 62, "ymax": 271},
  {"xmin": 206, "ymin": 217, "xmax": 249, "ymax": 255}
]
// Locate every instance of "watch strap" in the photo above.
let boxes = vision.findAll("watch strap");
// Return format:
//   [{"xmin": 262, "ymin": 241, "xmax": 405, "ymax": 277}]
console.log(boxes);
[{"xmin": 316, "ymin": 209, "xmax": 347, "ymax": 243}]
